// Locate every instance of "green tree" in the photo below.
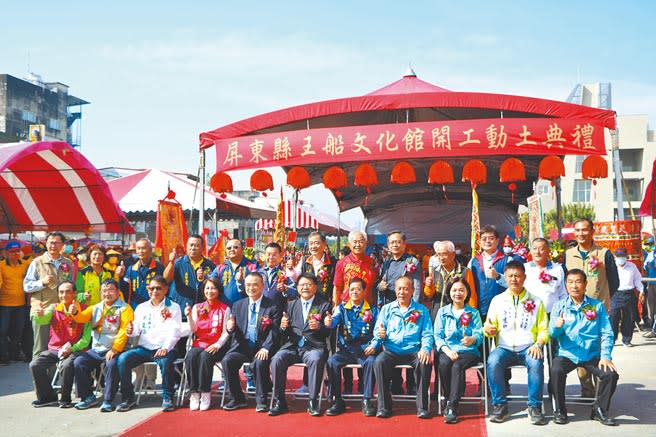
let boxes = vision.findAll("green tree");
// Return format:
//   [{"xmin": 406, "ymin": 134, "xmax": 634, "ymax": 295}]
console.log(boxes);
[{"xmin": 517, "ymin": 203, "xmax": 596, "ymax": 241}]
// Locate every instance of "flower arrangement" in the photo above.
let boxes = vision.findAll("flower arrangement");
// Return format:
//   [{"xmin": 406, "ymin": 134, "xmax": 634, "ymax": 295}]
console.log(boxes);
[
  {"xmin": 405, "ymin": 257, "xmax": 419, "ymax": 274},
  {"xmin": 317, "ymin": 267, "xmax": 328, "ymax": 283},
  {"xmin": 362, "ymin": 309, "xmax": 373, "ymax": 323},
  {"xmin": 581, "ymin": 304, "xmax": 597, "ymax": 321},
  {"xmin": 60, "ymin": 263, "xmax": 71, "ymax": 273},
  {"xmin": 459, "ymin": 311, "xmax": 472, "ymax": 336},
  {"xmin": 405, "ymin": 310, "xmax": 421, "ymax": 324},
  {"xmin": 198, "ymin": 304, "xmax": 210, "ymax": 318},
  {"xmin": 523, "ymin": 299, "xmax": 536, "ymax": 313},
  {"xmin": 539, "ymin": 270, "xmax": 554, "ymax": 283},
  {"xmin": 308, "ymin": 308, "xmax": 322, "ymax": 322}
]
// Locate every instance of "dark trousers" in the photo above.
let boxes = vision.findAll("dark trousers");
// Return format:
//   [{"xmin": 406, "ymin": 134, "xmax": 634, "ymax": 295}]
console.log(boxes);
[
  {"xmin": 611, "ymin": 289, "xmax": 636, "ymax": 343},
  {"xmin": 374, "ymin": 350, "xmax": 431, "ymax": 412},
  {"xmin": 271, "ymin": 347, "xmax": 326, "ymax": 403},
  {"xmin": 0, "ymin": 305, "xmax": 26, "ymax": 359},
  {"xmin": 550, "ymin": 356, "xmax": 618, "ymax": 412},
  {"xmin": 222, "ymin": 349, "xmax": 272, "ymax": 405},
  {"xmin": 117, "ymin": 346, "xmax": 177, "ymax": 401},
  {"xmin": 74, "ymin": 349, "xmax": 119, "ymax": 402},
  {"xmin": 29, "ymin": 350, "xmax": 79, "ymax": 402},
  {"xmin": 646, "ymin": 284, "xmax": 656, "ymax": 328},
  {"xmin": 184, "ymin": 346, "xmax": 225, "ymax": 393},
  {"xmin": 327, "ymin": 349, "xmax": 376, "ymax": 399},
  {"xmin": 22, "ymin": 306, "xmax": 33, "ymax": 358},
  {"xmin": 436, "ymin": 351, "xmax": 479, "ymax": 405}
]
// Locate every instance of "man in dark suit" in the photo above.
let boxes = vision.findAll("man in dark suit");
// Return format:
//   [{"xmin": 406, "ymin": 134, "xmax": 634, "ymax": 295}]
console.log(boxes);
[
  {"xmin": 269, "ymin": 272, "xmax": 332, "ymax": 417},
  {"xmin": 221, "ymin": 272, "xmax": 280, "ymax": 412}
]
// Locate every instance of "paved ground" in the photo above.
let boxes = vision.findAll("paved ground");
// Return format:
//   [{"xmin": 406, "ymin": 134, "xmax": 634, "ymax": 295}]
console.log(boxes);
[{"xmin": 2, "ymin": 330, "xmax": 655, "ymax": 436}]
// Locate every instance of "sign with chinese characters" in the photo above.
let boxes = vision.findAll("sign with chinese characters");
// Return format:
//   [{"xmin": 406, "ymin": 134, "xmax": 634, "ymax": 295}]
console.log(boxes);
[{"xmin": 213, "ymin": 117, "xmax": 606, "ymax": 172}]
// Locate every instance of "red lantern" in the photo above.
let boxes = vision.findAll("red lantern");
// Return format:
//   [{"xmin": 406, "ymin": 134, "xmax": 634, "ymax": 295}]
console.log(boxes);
[
  {"xmin": 462, "ymin": 160, "xmax": 487, "ymax": 188},
  {"xmin": 428, "ymin": 160, "xmax": 454, "ymax": 200},
  {"xmin": 322, "ymin": 166, "xmax": 348, "ymax": 190},
  {"xmin": 354, "ymin": 163, "xmax": 378, "ymax": 206},
  {"xmin": 582, "ymin": 155, "xmax": 608, "ymax": 185},
  {"xmin": 287, "ymin": 166, "xmax": 311, "ymax": 190},
  {"xmin": 390, "ymin": 161, "xmax": 416, "ymax": 185},
  {"xmin": 209, "ymin": 172, "xmax": 233, "ymax": 199},
  {"xmin": 499, "ymin": 158, "xmax": 526, "ymax": 203},
  {"xmin": 538, "ymin": 155, "xmax": 565, "ymax": 186},
  {"xmin": 250, "ymin": 169, "xmax": 274, "ymax": 196}
]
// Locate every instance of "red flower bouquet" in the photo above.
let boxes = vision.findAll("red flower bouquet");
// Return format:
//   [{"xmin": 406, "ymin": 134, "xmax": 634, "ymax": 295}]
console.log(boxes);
[
  {"xmin": 405, "ymin": 257, "xmax": 418, "ymax": 274},
  {"xmin": 362, "ymin": 309, "xmax": 373, "ymax": 323}
]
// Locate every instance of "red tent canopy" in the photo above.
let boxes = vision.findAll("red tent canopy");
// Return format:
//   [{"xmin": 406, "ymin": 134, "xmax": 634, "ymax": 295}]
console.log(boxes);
[
  {"xmin": 198, "ymin": 72, "xmax": 617, "ymax": 243},
  {"xmin": 0, "ymin": 141, "xmax": 133, "ymax": 234}
]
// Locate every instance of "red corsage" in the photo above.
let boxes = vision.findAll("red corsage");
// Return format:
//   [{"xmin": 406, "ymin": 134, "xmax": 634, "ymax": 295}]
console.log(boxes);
[
  {"xmin": 60, "ymin": 263, "xmax": 70, "ymax": 273},
  {"xmin": 198, "ymin": 305, "xmax": 210, "ymax": 318},
  {"xmin": 261, "ymin": 315, "xmax": 272, "ymax": 331},
  {"xmin": 523, "ymin": 299, "xmax": 536, "ymax": 313},
  {"xmin": 161, "ymin": 307, "xmax": 172, "ymax": 321},
  {"xmin": 405, "ymin": 257, "xmax": 418, "ymax": 274},
  {"xmin": 459, "ymin": 311, "xmax": 472, "ymax": 327},
  {"xmin": 588, "ymin": 256, "xmax": 600, "ymax": 271},
  {"xmin": 317, "ymin": 268, "xmax": 328, "ymax": 282},
  {"xmin": 582, "ymin": 305, "xmax": 597, "ymax": 321},
  {"xmin": 538, "ymin": 270, "xmax": 554, "ymax": 283},
  {"xmin": 362, "ymin": 309, "xmax": 373, "ymax": 323},
  {"xmin": 406, "ymin": 310, "xmax": 421, "ymax": 324}
]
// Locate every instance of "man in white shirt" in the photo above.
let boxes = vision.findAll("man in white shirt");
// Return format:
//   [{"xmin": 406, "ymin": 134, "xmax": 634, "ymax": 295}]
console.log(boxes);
[
  {"xmin": 523, "ymin": 238, "xmax": 567, "ymax": 315},
  {"xmin": 610, "ymin": 247, "xmax": 644, "ymax": 347},
  {"xmin": 116, "ymin": 275, "xmax": 182, "ymax": 412}
]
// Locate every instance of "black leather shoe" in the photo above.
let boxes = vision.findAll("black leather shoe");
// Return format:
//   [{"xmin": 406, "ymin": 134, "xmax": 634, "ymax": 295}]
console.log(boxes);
[
  {"xmin": 376, "ymin": 409, "xmax": 392, "ymax": 418},
  {"xmin": 362, "ymin": 399, "xmax": 376, "ymax": 417},
  {"xmin": 528, "ymin": 406, "xmax": 547, "ymax": 425},
  {"xmin": 326, "ymin": 398, "xmax": 345, "ymax": 416},
  {"xmin": 417, "ymin": 409, "xmax": 431, "ymax": 419},
  {"xmin": 591, "ymin": 406, "xmax": 618, "ymax": 426},
  {"xmin": 307, "ymin": 399, "xmax": 322, "ymax": 416},
  {"xmin": 268, "ymin": 400, "xmax": 288, "ymax": 416},
  {"xmin": 223, "ymin": 400, "xmax": 248, "ymax": 411},
  {"xmin": 490, "ymin": 404, "xmax": 509, "ymax": 423},
  {"xmin": 554, "ymin": 410, "xmax": 569, "ymax": 425},
  {"xmin": 255, "ymin": 404, "xmax": 269, "ymax": 413},
  {"xmin": 444, "ymin": 402, "xmax": 457, "ymax": 424}
]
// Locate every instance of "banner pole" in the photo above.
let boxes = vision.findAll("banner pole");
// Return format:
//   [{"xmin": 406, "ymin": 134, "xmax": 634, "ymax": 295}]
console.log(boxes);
[{"xmin": 199, "ymin": 150, "xmax": 206, "ymax": 235}]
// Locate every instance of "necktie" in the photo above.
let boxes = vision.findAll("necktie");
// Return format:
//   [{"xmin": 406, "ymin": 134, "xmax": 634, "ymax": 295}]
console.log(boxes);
[
  {"xmin": 247, "ymin": 302, "xmax": 257, "ymax": 347},
  {"xmin": 299, "ymin": 301, "xmax": 310, "ymax": 348}
]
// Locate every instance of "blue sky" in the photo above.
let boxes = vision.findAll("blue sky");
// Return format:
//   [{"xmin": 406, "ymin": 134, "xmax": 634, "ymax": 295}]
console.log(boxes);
[{"xmin": 3, "ymin": 0, "xmax": 654, "ymax": 180}]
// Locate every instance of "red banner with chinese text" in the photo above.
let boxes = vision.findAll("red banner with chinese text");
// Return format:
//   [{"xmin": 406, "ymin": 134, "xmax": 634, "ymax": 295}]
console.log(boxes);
[{"xmin": 214, "ymin": 117, "xmax": 607, "ymax": 172}]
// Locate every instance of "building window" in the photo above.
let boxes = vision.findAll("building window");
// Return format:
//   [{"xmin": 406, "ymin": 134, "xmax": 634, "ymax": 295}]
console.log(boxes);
[
  {"xmin": 572, "ymin": 179, "xmax": 591, "ymax": 202},
  {"xmin": 536, "ymin": 180, "xmax": 550, "ymax": 195},
  {"xmin": 574, "ymin": 155, "xmax": 584, "ymax": 173},
  {"xmin": 47, "ymin": 119, "xmax": 61, "ymax": 130},
  {"xmin": 619, "ymin": 149, "xmax": 642, "ymax": 172},
  {"xmin": 613, "ymin": 179, "xmax": 642, "ymax": 201},
  {"xmin": 21, "ymin": 110, "xmax": 36, "ymax": 122},
  {"xmin": 614, "ymin": 208, "xmax": 639, "ymax": 220}
]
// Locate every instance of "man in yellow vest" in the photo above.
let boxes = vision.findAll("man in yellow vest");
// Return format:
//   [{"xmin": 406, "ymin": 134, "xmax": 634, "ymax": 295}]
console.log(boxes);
[
  {"xmin": 23, "ymin": 232, "xmax": 75, "ymax": 358},
  {"xmin": 563, "ymin": 218, "xmax": 619, "ymax": 399}
]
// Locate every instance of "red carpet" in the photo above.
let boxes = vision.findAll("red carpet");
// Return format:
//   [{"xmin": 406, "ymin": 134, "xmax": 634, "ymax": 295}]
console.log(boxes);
[{"xmin": 120, "ymin": 367, "xmax": 488, "ymax": 437}]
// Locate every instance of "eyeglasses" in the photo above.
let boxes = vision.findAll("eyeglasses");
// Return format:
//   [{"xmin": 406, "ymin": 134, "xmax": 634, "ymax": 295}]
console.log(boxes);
[
  {"xmin": 148, "ymin": 286, "xmax": 164, "ymax": 291},
  {"xmin": 351, "ymin": 240, "xmax": 366, "ymax": 245}
]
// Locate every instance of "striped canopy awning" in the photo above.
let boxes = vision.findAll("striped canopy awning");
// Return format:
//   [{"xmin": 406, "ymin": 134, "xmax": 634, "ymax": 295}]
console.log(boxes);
[
  {"xmin": 0, "ymin": 141, "xmax": 134, "ymax": 234},
  {"xmin": 255, "ymin": 200, "xmax": 318, "ymax": 231}
]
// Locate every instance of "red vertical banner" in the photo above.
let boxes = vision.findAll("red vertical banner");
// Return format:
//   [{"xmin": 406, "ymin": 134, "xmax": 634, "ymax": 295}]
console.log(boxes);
[{"xmin": 155, "ymin": 199, "xmax": 188, "ymax": 264}]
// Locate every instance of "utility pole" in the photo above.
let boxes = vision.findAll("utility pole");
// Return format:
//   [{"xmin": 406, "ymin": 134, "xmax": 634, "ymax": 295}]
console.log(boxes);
[{"xmin": 611, "ymin": 129, "xmax": 624, "ymax": 220}]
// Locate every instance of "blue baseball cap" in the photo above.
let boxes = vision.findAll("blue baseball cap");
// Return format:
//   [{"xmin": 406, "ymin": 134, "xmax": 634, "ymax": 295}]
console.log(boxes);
[
  {"xmin": 5, "ymin": 241, "xmax": 21, "ymax": 250},
  {"xmin": 614, "ymin": 247, "xmax": 628, "ymax": 257}
]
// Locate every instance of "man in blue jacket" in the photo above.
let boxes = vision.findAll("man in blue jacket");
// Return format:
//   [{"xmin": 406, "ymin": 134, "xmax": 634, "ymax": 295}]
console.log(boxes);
[{"xmin": 549, "ymin": 269, "xmax": 619, "ymax": 426}]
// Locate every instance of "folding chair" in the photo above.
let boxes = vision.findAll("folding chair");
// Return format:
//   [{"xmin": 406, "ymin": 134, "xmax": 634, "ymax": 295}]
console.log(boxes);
[
  {"xmin": 546, "ymin": 345, "xmax": 600, "ymax": 410},
  {"xmin": 436, "ymin": 354, "xmax": 488, "ymax": 416},
  {"xmin": 135, "ymin": 357, "xmax": 186, "ymax": 405},
  {"xmin": 341, "ymin": 363, "xmax": 364, "ymax": 402}
]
